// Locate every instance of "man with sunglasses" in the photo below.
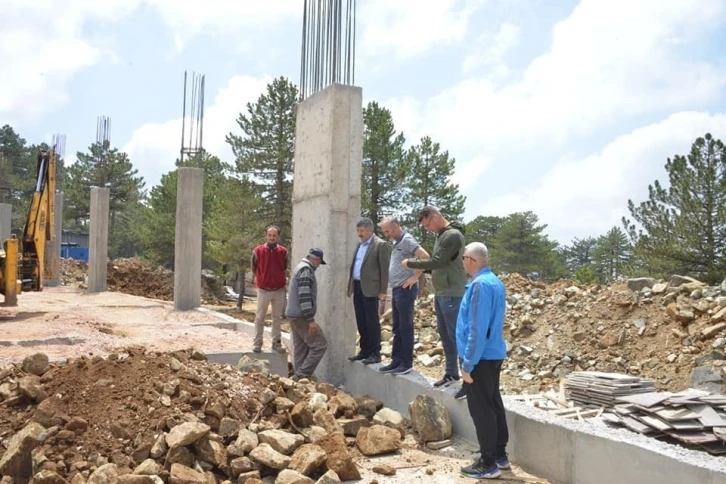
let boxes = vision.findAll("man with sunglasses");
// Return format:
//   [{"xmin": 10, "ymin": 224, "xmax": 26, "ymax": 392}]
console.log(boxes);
[{"xmin": 458, "ymin": 241, "xmax": 509, "ymax": 480}]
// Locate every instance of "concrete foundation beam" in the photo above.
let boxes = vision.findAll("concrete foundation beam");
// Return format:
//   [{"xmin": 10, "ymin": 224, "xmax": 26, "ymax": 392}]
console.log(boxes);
[
  {"xmin": 291, "ymin": 83, "xmax": 363, "ymax": 386},
  {"xmin": 174, "ymin": 167, "xmax": 203, "ymax": 311},
  {"xmin": 344, "ymin": 362, "xmax": 726, "ymax": 484},
  {"xmin": 45, "ymin": 192, "xmax": 63, "ymax": 286},
  {"xmin": 0, "ymin": 203, "xmax": 11, "ymax": 243},
  {"xmin": 87, "ymin": 187, "xmax": 109, "ymax": 293}
]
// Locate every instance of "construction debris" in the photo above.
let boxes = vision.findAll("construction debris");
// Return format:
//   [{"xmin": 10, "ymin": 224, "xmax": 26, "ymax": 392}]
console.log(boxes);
[
  {"xmin": 60, "ymin": 258, "xmax": 221, "ymax": 304},
  {"xmin": 606, "ymin": 388, "xmax": 726, "ymax": 455},
  {"xmin": 407, "ymin": 273, "xmax": 726, "ymax": 396},
  {"xmin": 0, "ymin": 348, "xmax": 458, "ymax": 482}
]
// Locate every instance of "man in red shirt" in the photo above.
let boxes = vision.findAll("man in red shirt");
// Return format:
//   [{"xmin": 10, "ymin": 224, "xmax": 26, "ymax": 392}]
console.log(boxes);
[{"xmin": 251, "ymin": 225, "xmax": 289, "ymax": 353}]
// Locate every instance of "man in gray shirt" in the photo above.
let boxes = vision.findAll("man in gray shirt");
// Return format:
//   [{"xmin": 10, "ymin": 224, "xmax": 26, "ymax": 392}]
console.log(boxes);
[{"xmin": 379, "ymin": 216, "xmax": 430, "ymax": 375}]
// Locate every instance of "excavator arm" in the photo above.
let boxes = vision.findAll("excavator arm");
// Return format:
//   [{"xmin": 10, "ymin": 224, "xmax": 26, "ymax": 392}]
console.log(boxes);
[{"xmin": 1, "ymin": 148, "xmax": 56, "ymax": 304}]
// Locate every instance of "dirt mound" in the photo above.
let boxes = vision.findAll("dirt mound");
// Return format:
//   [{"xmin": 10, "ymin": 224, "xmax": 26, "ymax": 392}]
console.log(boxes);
[
  {"xmin": 59, "ymin": 258, "xmax": 219, "ymax": 304},
  {"xmin": 408, "ymin": 274, "xmax": 726, "ymax": 396},
  {"xmin": 0, "ymin": 348, "xmax": 453, "ymax": 483}
]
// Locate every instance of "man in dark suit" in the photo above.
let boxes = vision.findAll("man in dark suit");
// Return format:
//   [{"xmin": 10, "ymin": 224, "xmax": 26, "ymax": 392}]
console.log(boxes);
[{"xmin": 347, "ymin": 217, "xmax": 392, "ymax": 364}]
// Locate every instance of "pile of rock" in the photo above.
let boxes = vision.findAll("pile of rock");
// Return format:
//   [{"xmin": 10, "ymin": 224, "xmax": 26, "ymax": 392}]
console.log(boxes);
[
  {"xmin": 500, "ymin": 273, "xmax": 726, "ymax": 395},
  {"xmin": 0, "ymin": 349, "xmax": 454, "ymax": 484}
]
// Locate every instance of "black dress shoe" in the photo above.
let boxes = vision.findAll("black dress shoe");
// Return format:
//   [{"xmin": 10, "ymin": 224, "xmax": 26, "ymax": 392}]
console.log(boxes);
[
  {"xmin": 348, "ymin": 354, "xmax": 366, "ymax": 362},
  {"xmin": 362, "ymin": 354, "xmax": 382, "ymax": 365}
]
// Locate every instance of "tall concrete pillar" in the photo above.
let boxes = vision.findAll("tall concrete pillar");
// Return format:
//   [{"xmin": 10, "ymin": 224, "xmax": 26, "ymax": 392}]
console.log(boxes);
[
  {"xmin": 45, "ymin": 192, "xmax": 63, "ymax": 286},
  {"xmin": 87, "ymin": 187, "xmax": 109, "ymax": 293},
  {"xmin": 291, "ymin": 83, "xmax": 363, "ymax": 386},
  {"xmin": 174, "ymin": 167, "xmax": 203, "ymax": 311},
  {"xmin": 0, "ymin": 203, "xmax": 11, "ymax": 243}
]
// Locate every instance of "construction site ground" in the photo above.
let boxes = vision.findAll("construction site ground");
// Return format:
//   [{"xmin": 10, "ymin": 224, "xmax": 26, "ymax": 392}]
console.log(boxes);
[{"xmin": 0, "ymin": 287, "xmax": 547, "ymax": 484}]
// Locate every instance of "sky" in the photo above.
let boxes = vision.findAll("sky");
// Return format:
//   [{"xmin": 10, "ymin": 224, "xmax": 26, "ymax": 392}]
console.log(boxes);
[{"xmin": 2, "ymin": 0, "xmax": 725, "ymax": 244}]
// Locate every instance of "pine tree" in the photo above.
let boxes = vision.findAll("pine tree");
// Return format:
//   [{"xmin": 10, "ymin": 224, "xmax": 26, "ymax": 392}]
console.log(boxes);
[
  {"xmin": 623, "ymin": 133, "xmax": 726, "ymax": 283},
  {"xmin": 563, "ymin": 237, "xmax": 597, "ymax": 275},
  {"xmin": 592, "ymin": 227, "xmax": 632, "ymax": 282},
  {"xmin": 0, "ymin": 125, "xmax": 37, "ymax": 229},
  {"xmin": 403, "ymin": 136, "xmax": 466, "ymax": 250},
  {"xmin": 226, "ymin": 76, "xmax": 297, "ymax": 245},
  {"xmin": 490, "ymin": 211, "xmax": 566, "ymax": 280},
  {"xmin": 362, "ymin": 101, "xmax": 407, "ymax": 227},
  {"xmin": 64, "ymin": 141, "xmax": 145, "ymax": 258},
  {"xmin": 464, "ymin": 215, "xmax": 505, "ymax": 251}
]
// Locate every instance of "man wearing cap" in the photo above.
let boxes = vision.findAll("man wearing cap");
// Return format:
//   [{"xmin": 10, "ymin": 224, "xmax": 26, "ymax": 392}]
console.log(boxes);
[{"xmin": 285, "ymin": 248, "xmax": 329, "ymax": 380}]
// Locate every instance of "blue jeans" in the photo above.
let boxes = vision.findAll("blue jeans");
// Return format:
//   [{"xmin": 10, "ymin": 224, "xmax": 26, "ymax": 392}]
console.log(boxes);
[
  {"xmin": 435, "ymin": 295, "xmax": 463, "ymax": 377},
  {"xmin": 391, "ymin": 284, "xmax": 418, "ymax": 368}
]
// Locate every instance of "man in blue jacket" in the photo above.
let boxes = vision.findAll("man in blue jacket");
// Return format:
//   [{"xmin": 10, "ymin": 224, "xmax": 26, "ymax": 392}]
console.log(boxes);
[{"xmin": 456, "ymin": 242, "xmax": 509, "ymax": 480}]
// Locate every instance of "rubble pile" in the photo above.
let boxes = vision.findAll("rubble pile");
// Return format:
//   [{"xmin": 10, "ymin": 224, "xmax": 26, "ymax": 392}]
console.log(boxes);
[
  {"xmin": 406, "ymin": 274, "xmax": 726, "ymax": 395},
  {"xmin": 59, "ymin": 258, "xmax": 220, "ymax": 304},
  {"xmin": 0, "ymin": 349, "xmax": 454, "ymax": 483}
]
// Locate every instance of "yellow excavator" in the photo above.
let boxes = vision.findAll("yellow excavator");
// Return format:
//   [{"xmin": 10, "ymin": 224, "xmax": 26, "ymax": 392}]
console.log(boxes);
[{"xmin": 1, "ymin": 148, "xmax": 56, "ymax": 305}]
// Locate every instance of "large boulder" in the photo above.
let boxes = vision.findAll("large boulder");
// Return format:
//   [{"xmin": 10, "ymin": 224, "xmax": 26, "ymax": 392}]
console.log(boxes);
[{"xmin": 408, "ymin": 395, "xmax": 452, "ymax": 443}]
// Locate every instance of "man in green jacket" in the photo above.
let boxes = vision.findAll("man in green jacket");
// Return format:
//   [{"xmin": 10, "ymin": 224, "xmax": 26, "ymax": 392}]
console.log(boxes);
[{"xmin": 403, "ymin": 206, "xmax": 468, "ymax": 399}]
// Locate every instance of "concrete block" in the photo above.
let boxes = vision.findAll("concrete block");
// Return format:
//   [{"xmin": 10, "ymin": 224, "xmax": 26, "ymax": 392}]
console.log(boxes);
[
  {"xmin": 87, "ymin": 187, "xmax": 109, "ymax": 293},
  {"xmin": 174, "ymin": 168, "xmax": 203, "ymax": 311},
  {"xmin": 0, "ymin": 203, "xmax": 10, "ymax": 243},
  {"xmin": 44, "ymin": 192, "xmax": 63, "ymax": 286},
  {"xmin": 291, "ymin": 84, "xmax": 362, "ymax": 386}
]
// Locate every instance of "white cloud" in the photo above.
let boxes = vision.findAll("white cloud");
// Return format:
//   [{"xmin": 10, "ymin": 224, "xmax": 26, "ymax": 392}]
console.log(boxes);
[
  {"xmin": 479, "ymin": 112, "xmax": 726, "ymax": 243},
  {"xmin": 123, "ymin": 75, "xmax": 271, "ymax": 188},
  {"xmin": 145, "ymin": 0, "xmax": 300, "ymax": 52},
  {"xmin": 462, "ymin": 22, "xmax": 520, "ymax": 75},
  {"xmin": 387, "ymin": 0, "xmax": 726, "ymax": 155},
  {"xmin": 0, "ymin": 0, "xmax": 298, "ymax": 126},
  {"xmin": 0, "ymin": 0, "xmax": 141, "ymax": 125},
  {"xmin": 359, "ymin": 0, "xmax": 485, "ymax": 60}
]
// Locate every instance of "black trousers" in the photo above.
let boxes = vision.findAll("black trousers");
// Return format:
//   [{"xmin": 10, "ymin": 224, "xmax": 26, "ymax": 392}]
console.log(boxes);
[
  {"xmin": 353, "ymin": 280, "xmax": 381, "ymax": 356},
  {"xmin": 466, "ymin": 359, "xmax": 509, "ymax": 466}
]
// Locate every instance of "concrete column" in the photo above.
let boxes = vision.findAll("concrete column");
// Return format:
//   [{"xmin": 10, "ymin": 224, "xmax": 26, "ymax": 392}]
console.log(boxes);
[
  {"xmin": 0, "ymin": 203, "xmax": 11, "ymax": 243},
  {"xmin": 174, "ymin": 167, "xmax": 203, "ymax": 311},
  {"xmin": 87, "ymin": 187, "xmax": 109, "ymax": 293},
  {"xmin": 44, "ymin": 192, "xmax": 63, "ymax": 286},
  {"xmin": 291, "ymin": 83, "xmax": 363, "ymax": 386}
]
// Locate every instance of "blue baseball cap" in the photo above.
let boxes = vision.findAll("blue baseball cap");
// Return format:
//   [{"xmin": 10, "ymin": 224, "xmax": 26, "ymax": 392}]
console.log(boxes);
[{"xmin": 308, "ymin": 248, "xmax": 327, "ymax": 264}]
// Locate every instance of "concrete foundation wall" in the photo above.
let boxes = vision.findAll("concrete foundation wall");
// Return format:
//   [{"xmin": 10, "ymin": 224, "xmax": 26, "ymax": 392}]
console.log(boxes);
[
  {"xmin": 87, "ymin": 188, "xmax": 109, "ymax": 293},
  {"xmin": 174, "ymin": 168, "xmax": 203, "ymax": 311},
  {"xmin": 291, "ymin": 83, "xmax": 363, "ymax": 386},
  {"xmin": 0, "ymin": 203, "xmax": 11, "ymax": 243},
  {"xmin": 344, "ymin": 362, "xmax": 726, "ymax": 484}
]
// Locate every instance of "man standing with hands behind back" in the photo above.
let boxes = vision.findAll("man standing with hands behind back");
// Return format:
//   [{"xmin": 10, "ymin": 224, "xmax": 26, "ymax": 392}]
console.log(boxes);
[
  {"xmin": 347, "ymin": 217, "xmax": 392, "ymax": 365},
  {"xmin": 457, "ymin": 242, "xmax": 509, "ymax": 480}
]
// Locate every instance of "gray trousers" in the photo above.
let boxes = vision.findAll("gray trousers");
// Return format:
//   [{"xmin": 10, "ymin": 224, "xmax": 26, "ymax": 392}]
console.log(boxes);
[{"xmin": 289, "ymin": 317, "xmax": 328, "ymax": 378}]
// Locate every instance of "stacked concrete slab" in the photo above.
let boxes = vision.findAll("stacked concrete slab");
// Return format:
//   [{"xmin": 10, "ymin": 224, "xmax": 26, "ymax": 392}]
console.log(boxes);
[{"xmin": 291, "ymin": 83, "xmax": 362, "ymax": 386}]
